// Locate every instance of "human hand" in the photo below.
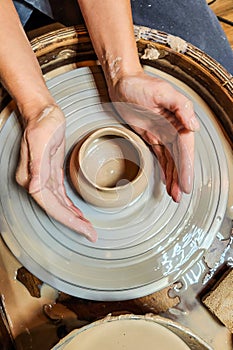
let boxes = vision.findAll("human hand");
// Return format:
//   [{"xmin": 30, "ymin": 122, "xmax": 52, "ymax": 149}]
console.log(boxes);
[
  {"xmin": 109, "ymin": 72, "xmax": 200, "ymax": 202},
  {"xmin": 16, "ymin": 105, "xmax": 97, "ymax": 242}
]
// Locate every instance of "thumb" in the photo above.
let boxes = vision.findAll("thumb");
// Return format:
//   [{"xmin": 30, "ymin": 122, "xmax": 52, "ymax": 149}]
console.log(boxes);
[{"xmin": 153, "ymin": 80, "xmax": 199, "ymax": 131}]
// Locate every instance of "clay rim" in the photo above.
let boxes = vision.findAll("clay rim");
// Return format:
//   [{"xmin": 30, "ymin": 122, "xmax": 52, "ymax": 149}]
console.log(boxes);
[
  {"xmin": 51, "ymin": 314, "xmax": 212, "ymax": 350},
  {"xmin": 77, "ymin": 126, "xmax": 145, "ymax": 192}
]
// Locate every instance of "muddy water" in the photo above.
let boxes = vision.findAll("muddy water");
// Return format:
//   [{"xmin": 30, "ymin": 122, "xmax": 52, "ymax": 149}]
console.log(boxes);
[
  {"xmin": 63, "ymin": 319, "xmax": 190, "ymax": 350},
  {"xmin": 166, "ymin": 234, "xmax": 233, "ymax": 350},
  {"xmin": 0, "ymin": 237, "xmax": 82, "ymax": 349}
]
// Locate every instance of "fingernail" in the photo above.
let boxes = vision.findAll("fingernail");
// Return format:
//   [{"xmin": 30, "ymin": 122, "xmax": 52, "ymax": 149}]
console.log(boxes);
[{"xmin": 189, "ymin": 117, "xmax": 200, "ymax": 131}]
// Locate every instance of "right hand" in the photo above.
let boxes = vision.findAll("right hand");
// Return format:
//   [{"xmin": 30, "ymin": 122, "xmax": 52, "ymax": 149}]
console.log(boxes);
[{"xmin": 109, "ymin": 72, "xmax": 199, "ymax": 202}]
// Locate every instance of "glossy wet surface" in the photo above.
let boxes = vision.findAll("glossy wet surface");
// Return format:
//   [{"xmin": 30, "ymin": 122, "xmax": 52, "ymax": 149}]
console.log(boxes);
[{"xmin": 0, "ymin": 65, "xmax": 231, "ymax": 301}]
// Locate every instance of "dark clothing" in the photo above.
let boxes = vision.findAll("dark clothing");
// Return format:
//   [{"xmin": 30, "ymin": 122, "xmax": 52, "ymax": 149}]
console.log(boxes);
[
  {"xmin": 131, "ymin": 0, "xmax": 233, "ymax": 74},
  {"xmin": 13, "ymin": 0, "xmax": 233, "ymax": 74}
]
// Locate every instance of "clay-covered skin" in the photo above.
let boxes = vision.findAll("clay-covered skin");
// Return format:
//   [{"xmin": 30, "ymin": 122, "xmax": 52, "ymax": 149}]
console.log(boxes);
[
  {"xmin": 0, "ymin": 0, "xmax": 198, "ymax": 243},
  {"xmin": 78, "ymin": 0, "xmax": 199, "ymax": 203},
  {"xmin": 109, "ymin": 73, "xmax": 198, "ymax": 202},
  {"xmin": 16, "ymin": 105, "xmax": 97, "ymax": 243}
]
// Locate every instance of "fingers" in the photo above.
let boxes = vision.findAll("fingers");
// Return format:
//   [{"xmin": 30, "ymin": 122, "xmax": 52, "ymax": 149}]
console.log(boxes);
[
  {"xmin": 152, "ymin": 144, "xmax": 166, "ymax": 183},
  {"xmin": 31, "ymin": 187, "xmax": 97, "ymax": 243},
  {"xmin": 15, "ymin": 130, "xmax": 30, "ymax": 189},
  {"xmin": 29, "ymin": 137, "xmax": 97, "ymax": 242},
  {"xmin": 152, "ymin": 144, "xmax": 182, "ymax": 203},
  {"xmin": 164, "ymin": 147, "xmax": 174, "ymax": 196},
  {"xmin": 28, "ymin": 134, "xmax": 97, "ymax": 242},
  {"xmin": 115, "ymin": 101, "xmax": 194, "ymax": 202},
  {"xmin": 161, "ymin": 130, "xmax": 194, "ymax": 200},
  {"xmin": 16, "ymin": 105, "xmax": 97, "ymax": 242},
  {"xmin": 170, "ymin": 167, "xmax": 182, "ymax": 203},
  {"xmin": 154, "ymin": 83, "xmax": 199, "ymax": 132},
  {"xmin": 177, "ymin": 130, "xmax": 195, "ymax": 194},
  {"xmin": 175, "ymin": 99, "xmax": 199, "ymax": 131},
  {"xmin": 28, "ymin": 157, "xmax": 98, "ymax": 242},
  {"xmin": 111, "ymin": 73, "xmax": 197, "ymax": 203}
]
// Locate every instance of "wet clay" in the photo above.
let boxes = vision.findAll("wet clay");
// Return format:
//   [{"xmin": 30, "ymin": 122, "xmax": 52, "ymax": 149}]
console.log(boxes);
[
  {"xmin": 0, "ymin": 25, "xmax": 232, "ymax": 349},
  {"xmin": 0, "ymin": 238, "xmax": 77, "ymax": 348},
  {"xmin": 63, "ymin": 319, "xmax": 190, "ymax": 350},
  {"xmin": 80, "ymin": 136, "xmax": 140, "ymax": 188}
]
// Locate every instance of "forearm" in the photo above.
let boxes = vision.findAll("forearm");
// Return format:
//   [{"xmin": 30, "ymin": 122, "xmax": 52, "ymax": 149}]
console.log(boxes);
[
  {"xmin": 0, "ymin": 0, "xmax": 55, "ymax": 121},
  {"xmin": 77, "ymin": 0, "xmax": 143, "ymax": 90}
]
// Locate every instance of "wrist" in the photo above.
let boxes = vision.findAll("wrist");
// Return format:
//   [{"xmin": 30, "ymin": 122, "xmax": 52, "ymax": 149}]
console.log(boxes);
[
  {"xmin": 17, "ymin": 91, "xmax": 56, "ymax": 124},
  {"xmin": 106, "ymin": 66, "xmax": 145, "ymax": 102},
  {"xmin": 102, "ymin": 56, "xmax": 143, "ymax": 98}
]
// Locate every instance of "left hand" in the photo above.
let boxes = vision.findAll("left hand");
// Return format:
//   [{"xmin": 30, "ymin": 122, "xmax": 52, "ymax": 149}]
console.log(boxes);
[
  {"xmin": 16, "ymin": 105, "xmax": 97, "ymax": 242},
  {"xmin": 108, "ymin": 71, "xmax": 200, "ymax": 202}
]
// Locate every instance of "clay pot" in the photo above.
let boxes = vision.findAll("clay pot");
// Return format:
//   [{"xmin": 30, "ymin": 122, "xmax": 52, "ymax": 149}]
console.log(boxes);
[{"xmin": 69, "ymin": 126, "xmax": 153, "ymax": 209}]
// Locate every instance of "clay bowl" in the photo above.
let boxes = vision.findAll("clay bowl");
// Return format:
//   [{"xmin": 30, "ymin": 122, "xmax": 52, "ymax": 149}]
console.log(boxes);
[
  {"xmin": 69, "ymin": 126, "xmax": 153, "ymax": 209},
  {"xmin": 52, "ymin": 314, "xmax": 211, "ymax": 350}
]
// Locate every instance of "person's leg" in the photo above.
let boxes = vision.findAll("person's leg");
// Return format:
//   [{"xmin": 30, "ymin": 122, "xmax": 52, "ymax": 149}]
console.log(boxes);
[
  {"xmin": 13, "ymin": 0, "xmax": 34, "ymax": 26},
  {"xmin": 131, "ymin": 0, "xmax": 233, "ymax": 74},
  {"xmin": 13, "ymin": 0, "xmax": 84, "ymax": 28},
  {"xmin": 14, "ymin": 0, "xmax": 233, "ymax": 74}
]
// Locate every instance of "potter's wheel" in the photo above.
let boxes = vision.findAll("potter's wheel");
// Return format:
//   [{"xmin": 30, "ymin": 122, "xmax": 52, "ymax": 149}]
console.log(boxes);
[{"xmin": 0, "ymin": 64, "xmax": 230, "ymax": 300}]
